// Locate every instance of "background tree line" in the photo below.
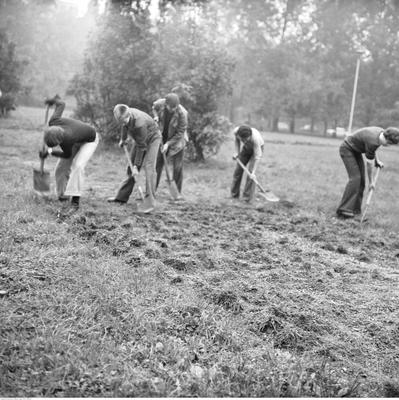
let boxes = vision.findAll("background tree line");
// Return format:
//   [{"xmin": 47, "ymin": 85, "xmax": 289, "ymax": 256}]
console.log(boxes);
[{"xmin": 2, "ymin": 0, "xmax": 399, "ymax": 159}]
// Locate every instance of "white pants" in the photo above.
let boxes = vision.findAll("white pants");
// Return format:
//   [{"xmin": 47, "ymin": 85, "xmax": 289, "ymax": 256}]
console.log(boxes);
[{"xmin": 55, "ymin": 133, "xmax": 99, "ymax": 197}]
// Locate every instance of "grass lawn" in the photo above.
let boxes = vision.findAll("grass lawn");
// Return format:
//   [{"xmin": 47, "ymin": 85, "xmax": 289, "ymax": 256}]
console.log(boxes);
[{"xmin": 1, "ymin": 106, "xmax": 399, "ymax": 397}]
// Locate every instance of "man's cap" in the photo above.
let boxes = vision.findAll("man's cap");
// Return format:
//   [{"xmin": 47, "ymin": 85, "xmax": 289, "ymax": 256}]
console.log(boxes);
[{"xmin": 113, "ymin": 104, "xmax": 129, "ymax": 120}]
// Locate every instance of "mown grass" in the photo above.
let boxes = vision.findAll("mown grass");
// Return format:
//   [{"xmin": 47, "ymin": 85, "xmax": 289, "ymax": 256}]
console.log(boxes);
[{"xmin": 1, "ymin": 107, "xmax": 399, "ymax": 397}]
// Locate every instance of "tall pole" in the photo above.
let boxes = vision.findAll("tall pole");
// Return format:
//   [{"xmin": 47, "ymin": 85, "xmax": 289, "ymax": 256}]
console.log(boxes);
[{"xmin": 347, "ymin": 53, "xmax": 362, "ymax": 134}]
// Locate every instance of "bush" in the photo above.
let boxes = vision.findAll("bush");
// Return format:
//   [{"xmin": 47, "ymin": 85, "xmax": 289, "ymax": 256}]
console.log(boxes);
[
  {"xmin": 186, "ymin": 112, "xmax": 232, "ymax": 161},
  {"xmin": 0, "ymin": 93, "xmax": 16, "ymax": 117},
  {"xmin": 69, "ymin": 4, "xmax": 234, "ymax": 161}
]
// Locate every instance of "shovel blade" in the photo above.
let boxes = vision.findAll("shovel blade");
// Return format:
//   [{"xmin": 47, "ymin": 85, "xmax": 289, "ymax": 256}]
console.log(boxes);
[
  {"xmin": 33, "ymin": 168, "xmax": 50, "ymax": 192},
  {"xmin": 259, "ymin": 191, "xmax": 280, "ymax": 202}
]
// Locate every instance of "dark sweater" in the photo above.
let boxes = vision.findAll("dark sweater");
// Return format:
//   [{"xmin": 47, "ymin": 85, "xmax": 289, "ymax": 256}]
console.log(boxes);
[
  {"xmin": 344, "ymin": 126, "xmax": 383, "ymax": 160},
  {"xmin": 49, "ymin": 101, "xmax": 96, "ymax": 158}
]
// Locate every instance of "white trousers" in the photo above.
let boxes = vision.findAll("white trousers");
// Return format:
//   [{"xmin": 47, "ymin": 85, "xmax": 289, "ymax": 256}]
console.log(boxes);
[{"xmin": 55, "ymin": 133, "xmax": 99, "ymax": 197}]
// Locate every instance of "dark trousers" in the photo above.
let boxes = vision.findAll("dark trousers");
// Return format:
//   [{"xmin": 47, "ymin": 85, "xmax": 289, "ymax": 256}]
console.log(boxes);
[
  {"xmin": 156, "ymin": 148, "xmax": 184, "ymax": 193},
  {"xmin": 231, "ymin": 144, "xmax": 257, "ymax": 201},
  {"xmin": 337, "ymin": 142, "xmax": 365, "ymax": 215}
]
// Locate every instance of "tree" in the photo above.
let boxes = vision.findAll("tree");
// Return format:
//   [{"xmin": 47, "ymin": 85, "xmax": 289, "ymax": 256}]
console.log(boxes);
[
  {"xmin": 69, "ymin": 6, "xmax": 163, "ymax": 133},
  {"xmin": 0, "ymin": 0, "xmax": 94, "ymax": 105},
  {"xmin": 153, "ymin": 8, "xmax": 235, "ymax": 160},
  {"xmin": 0, "ymin": 29, "xmax": 24, "ymax": 116},
  {"xmin": 70, "ymin": 0, "xmax": 234, "ymax": 161}
]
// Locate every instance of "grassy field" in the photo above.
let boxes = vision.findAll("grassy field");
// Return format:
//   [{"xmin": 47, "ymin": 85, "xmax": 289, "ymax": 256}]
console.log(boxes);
[{"xmin": 1, "ymin": 106, "xmax": 399, "ymax": 397}]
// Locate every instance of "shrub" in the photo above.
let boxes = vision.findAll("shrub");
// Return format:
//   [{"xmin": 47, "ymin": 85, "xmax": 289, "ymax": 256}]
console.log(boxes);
[{"xmin": 69, "ymin": 4, "xmax": 234, "ymax": 160}]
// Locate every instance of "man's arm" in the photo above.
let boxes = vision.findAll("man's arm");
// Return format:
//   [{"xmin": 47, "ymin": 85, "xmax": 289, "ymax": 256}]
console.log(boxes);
[
  {"xmin": 119, "ymin": 124, "xmax": 128, "ymax": 147},
  {"xmin": 251, "ymin": 159, "xmax": 260, "ymax": 175},
  {"xmin": 42, "ymin": 143, "xmax": 72, "ymax": 159},
  {"xmin": 48, "ymin": 99, "xmax": 66, "ymax": 125},
  {"xmin": 234, "ymin": 136, "xmax": 241, "ymax": 158},
  {"xmin": 50, "ymin": 147, "xmax": 72, "ymax": 158}
]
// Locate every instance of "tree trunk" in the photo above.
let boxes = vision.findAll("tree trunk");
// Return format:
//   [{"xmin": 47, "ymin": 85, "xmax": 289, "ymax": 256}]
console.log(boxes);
[
  {"xmin": 280, "ymin": 0, "xmax": 289, "ymax": 44},
  {"xmin": 194, "ymin": 140, "xmax": 205, "ymax": 162},
  {"xmin": 289, "ymin": 115, "xmax": 295, "ymax": 133},
  {"xmin": 310, "ymin": 117, "xmax": 315, "ymax": 133},
  {"xmin": 272, "ymin": 116, "xmax": 279, "ymax": 132}
]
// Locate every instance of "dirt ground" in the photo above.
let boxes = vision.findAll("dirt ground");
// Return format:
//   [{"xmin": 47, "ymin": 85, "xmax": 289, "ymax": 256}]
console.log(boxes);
[{"xmin": 1, "ymin": 107, "xmax": 399, "ymax": 396}]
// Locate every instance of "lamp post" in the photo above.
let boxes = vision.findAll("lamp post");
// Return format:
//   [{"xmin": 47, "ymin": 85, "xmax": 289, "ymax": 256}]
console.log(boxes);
[{"xmin": 347, "ymin": 51, "xmax": 363, "ymax": 134}]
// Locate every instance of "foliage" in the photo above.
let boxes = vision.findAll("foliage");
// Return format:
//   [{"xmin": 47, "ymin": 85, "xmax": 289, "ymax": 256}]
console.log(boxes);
[
  {"xmin": 0, "ymin": 0, "xmax": 94, "ymax": 105},
  {"xmin": 69, "ymin": 8, "xmax": 160, "ymax": 134},
  {"xmin": 70, "ymin": 2, "xmax": 234, "ymax": 160},
  {"xmin": 153, "ymin": 11, "xmax": 235, "ymax": 160},
  {"xmin": 0, "ymin": 29, "xmax": 23, "ymax": 116},
  {"xmin": 214, "ymin": 0, "xmax": 399, "ymax": 132},
  {"xmin": 186, "ymin": 112, "xmax": 232, "ymax": 160},
  {"xmin": 5, "ymin": 0, "xmax": 399, "ymax": 133}
]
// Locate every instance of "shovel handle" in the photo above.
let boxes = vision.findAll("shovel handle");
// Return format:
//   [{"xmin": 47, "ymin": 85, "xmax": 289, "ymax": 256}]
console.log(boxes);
[
  {"xmin": 122, "ymin": 144, "xmax": 144, "ymax": 201},
  {"xmin": 235, "ymin": 158, "xmax": 265, "ymax": 192},
  {"xmin": 44, "ymin": 104, "xmax": 50, "ymax": 125},
  {"xmin": 123, "ymin": 144, "xmax": 135, "ymax": 172},
  {"xmin": 361, "ymin": 166, "xmax": 382, "ymax": 223},
  {"xmin": 162, "ymin": 151, "xmax": 172, "ymax": 183},
  {"xmin": 39, "ymin": 143, "xmax": 47, "ymax": 174}
]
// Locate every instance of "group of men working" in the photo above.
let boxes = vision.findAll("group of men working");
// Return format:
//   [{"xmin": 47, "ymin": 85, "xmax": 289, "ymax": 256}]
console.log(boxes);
[
  {"xmin": 39, "ymin": 93, "xmax": 399, "ymax": 218},
  {"xmin": 40, "ymin": 93, "xmax": 190, "ymax": 213}
]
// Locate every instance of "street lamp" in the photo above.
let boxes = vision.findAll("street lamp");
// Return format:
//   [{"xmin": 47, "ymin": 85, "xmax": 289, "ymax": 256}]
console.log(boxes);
[{"xmin": 347, "ymin": 50, "xmax": 363, "ymax": 134}]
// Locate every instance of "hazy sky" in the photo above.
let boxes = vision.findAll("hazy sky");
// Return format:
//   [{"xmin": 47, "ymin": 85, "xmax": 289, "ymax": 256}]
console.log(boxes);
[
  {"xmin": 59, "ymin": 0, "xmax": 93, "ymax": 17},
  {"xmin": 60, "ymin": 0, "xmax": 158, "ymax": 17}
]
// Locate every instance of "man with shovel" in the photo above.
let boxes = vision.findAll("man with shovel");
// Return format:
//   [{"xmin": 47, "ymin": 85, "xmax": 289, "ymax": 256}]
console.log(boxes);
[
  {"xmin": 231, "ymin": 124, "xmax": 264, "ymax": 203},
  {"xmin": 39, "ymin": 95, "xmax": 99, "ymax": 209},
  {"xmin": 153, "ymin": 93, "xmax": 188, "ymax": 199},
  {"xmin": 108, "ymin": 104, "xmax": 161, "ymax": 213},
  {"xmin": 336, "ymin": 126, "xmax": 399, "ymax": 219}
]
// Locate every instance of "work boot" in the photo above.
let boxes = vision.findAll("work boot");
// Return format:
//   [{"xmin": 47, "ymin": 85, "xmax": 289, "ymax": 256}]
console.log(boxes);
[
  {"xmin": 336, "ymin": 210, "xmax": 354, "ymax": 219},
  {"xmin": 107, "ymin": 197, "xmax": 127, "ymax": 204},
  {"xmin": 136, "ymin": 197, "xmax": 155, "ymax": 214},
  {"xmin": 71, "ymin": 196, "xmax": 80, "ymax": 209}
]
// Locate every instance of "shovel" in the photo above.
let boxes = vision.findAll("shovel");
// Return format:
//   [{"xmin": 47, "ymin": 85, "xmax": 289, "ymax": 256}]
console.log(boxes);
[
  {"xmin": 360, "ymin": 166, "xmax": 381, "ymax": 224},
  {"xmin": 33, "ymin": 148, "xmax": 50, "ymax": 193},
  {"xmin": 235, "ymin": 157, "xmax": 279, "ymax": 202},
  {"xmin": 33, "ymin": 106, "xmax": 51, "ymax": 193},
  {"xmin": 162, "ymin": 151, "xmax": 180, "ymax": 200},
  {"xmin": 122, "ymin": 144, "xmax": 145, "ymax": 201}
]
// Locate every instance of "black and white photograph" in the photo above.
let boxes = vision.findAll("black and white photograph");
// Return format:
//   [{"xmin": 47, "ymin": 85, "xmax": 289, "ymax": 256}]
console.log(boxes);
[{"xmin": 1, "ymin": 0, "xmax": 399, "ymax": 397}]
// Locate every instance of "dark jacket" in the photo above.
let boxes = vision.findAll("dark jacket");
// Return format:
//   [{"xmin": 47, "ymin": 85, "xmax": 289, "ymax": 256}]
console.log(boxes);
[
  {"xmin": 48, "ymin": 100, "xmax": 96, "ymax": 158},
  {"xmin": 344, "ymin": 126, "xmax": 383, "ymax": 160},
  {"xmin": 152, "ymin": 99, "xmax": 188, "ymax": 156},
  {"xmin": 120, "ymin": 108, "xmax": 161, "ymax": 167}
]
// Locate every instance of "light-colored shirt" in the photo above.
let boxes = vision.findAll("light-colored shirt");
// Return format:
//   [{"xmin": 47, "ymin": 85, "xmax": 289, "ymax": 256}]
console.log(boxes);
[{"xmin": 234, "ymin": 126, "xmax": 264, "ymax": 160}]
